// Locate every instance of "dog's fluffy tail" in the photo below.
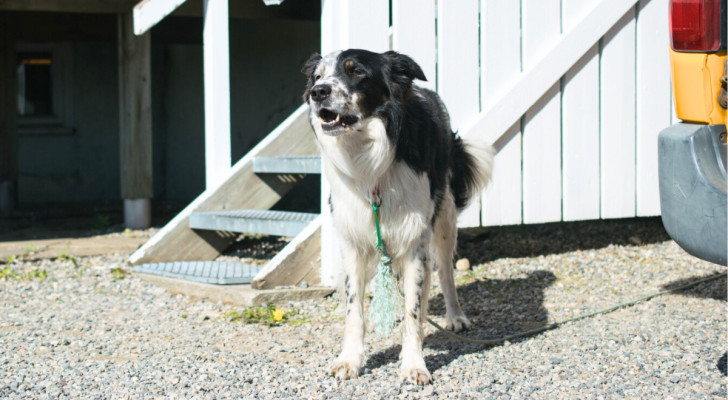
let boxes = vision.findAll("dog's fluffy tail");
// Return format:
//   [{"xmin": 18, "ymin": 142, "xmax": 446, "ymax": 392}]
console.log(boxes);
[{"xmin": 450, "ymin": 136, "xmax": 495, "ymax": 210}]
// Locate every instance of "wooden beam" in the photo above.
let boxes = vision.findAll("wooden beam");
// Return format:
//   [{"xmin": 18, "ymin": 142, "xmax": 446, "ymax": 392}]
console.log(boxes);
[
  {"xmin": 0, "ymin": 0, "xmax": 137, "ymax": 14},
  {"xmin": 462, "ymin": 0, "xmax": 639, "ymax": 145},
  {"xmin": 128, "ymin": 105, "xmax": 319, "ymax": 265},
  {"xmin": 0, "ymin": 0, "xmax": 320, "ymax": 20},
  {"xmin": 0, "ymin": 13, "xmax": 18, "ymax": 213},
  {"xmin": 118, "ymin": 12, "xmax": 153, "ymax": 226},
  {"xmin": 133, "ymin": 0, "xmax": 188, "ymax": 35},
  {"xmin": 251, "ymin": 217, "xmax": 321, "ymax": 289},
  {"xmin": 203, "ymin": 0, "xmax": 231, "ymax": 189}
]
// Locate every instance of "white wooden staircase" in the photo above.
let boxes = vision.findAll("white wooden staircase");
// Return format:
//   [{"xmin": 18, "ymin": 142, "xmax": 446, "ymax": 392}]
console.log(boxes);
[{"xmin": 130, "ymin": 105, "xmax": 325, "ymax": 291}]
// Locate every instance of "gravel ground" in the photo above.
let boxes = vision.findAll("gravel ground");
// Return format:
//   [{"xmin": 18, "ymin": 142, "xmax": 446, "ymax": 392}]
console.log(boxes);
[{"xmin": 1, "ymin": 217, "xmax": 726, "ymax": 399}]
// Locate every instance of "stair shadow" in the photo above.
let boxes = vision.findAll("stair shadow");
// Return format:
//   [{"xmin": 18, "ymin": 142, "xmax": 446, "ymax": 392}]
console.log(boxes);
[{"xmin": 364, "ymin": 270, "xmax": 556, "ymax": 373}]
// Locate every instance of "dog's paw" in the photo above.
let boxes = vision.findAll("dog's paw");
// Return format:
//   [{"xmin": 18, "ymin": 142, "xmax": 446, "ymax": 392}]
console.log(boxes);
[
  {"xmin": 329, "ymin": 358, "xmax": 362, "ymax": 380},
  {"xmin": 400, "ymin": 365, "xmax": 432, "ymax": 385},
  {"xmin": 445, "ymin": 314, "xmax": 472, "ymax": 332}
]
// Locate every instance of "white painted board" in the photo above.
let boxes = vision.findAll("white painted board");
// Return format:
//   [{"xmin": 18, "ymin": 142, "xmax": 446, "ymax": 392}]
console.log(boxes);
[
  {"xmin": 202, "ymin": 0, "xmax": 231, "ymax": 190},
  {"xmin": 522, "ymin": 0, "xmax": 562, "ymax": 224},
  {"xmin": 562, "ymin": 0, "xmax": 601, "ymax": 221},
  {"xmin": 636, "ymin": 0, "xmax": 671, "ymax": 217},
  {"xmin": 392, "ymin": 0, "xmax": 436, "ymax": 90},
  {"xmin": 600, "ymin": 8, "xmax": 637, "ymax": 219},
  {"xmin": 481, "ymin": 0, "xmax": 523, "ymax": 226},
  {"xmin": 437, "ymin": 0, "xmax": 480, "ymax": 227}
]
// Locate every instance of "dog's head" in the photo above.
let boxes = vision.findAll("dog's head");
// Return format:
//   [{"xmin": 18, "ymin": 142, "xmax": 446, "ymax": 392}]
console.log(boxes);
[{"xmin": 302, "ymin": 49, "xmax": 426, "ymax": 137}]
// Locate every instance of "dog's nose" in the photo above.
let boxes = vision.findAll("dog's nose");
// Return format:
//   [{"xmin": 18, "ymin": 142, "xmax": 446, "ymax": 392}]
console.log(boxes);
[{"xmin": 310, "ymin": 84, "xmax": 331, "ymax": 102}]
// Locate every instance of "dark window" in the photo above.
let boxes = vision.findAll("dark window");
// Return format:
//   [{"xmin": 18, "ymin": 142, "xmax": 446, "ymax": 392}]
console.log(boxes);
[{"xmin": 17, "ymin": 52, "xmax": 53, "ymax": 117}]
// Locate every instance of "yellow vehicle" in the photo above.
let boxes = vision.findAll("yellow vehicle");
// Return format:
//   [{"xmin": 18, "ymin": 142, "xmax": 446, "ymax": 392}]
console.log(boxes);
[{"xmin": 659, "ymin": 0, "xmax": 727, "ymax": 265}]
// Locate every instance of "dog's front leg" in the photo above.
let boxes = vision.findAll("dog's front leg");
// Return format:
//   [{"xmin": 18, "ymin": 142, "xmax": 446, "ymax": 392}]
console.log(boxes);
[
  {"xmin": 330, "ymin": 245, "xmax": 368, "ymax": 380},
  {"xmin": 399, "ymin": 247, "xmax": 432, "ymax": 385}
]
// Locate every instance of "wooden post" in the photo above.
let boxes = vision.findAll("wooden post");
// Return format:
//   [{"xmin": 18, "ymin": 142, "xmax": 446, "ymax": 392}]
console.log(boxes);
[
  {"xmin": 203, "ymin": 0, "xmax": 231, "ymax": 189},
  {"xmin": 0, "ymin": 13, "xmax": 18, "ymax": 215},
  {"xmin": 118, "ymin": 12, "xmax": 153, "ymax": 228}
]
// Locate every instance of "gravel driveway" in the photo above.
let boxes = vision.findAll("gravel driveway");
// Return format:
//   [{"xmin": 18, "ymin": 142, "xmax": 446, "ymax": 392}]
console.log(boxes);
[{"xmin": 0, "ymin": 217, "xmax": 725, "ymax": 399}]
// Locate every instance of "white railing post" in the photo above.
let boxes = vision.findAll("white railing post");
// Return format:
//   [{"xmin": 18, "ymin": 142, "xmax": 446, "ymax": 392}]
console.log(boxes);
[
  {"xmin": 203, "ymin": 0, "xmax": 231, "ymax": 190},
  {"xmin": 319, "ymin": 0, "xmax": 389, "ymax": 286}
]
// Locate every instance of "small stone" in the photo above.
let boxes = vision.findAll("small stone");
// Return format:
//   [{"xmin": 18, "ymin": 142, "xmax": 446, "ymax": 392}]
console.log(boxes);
[
  {"xmin": 455, "ymin": 258, "xmax": 471, "ymax": 271},
  {"xmin": 629, "ymin": 236, "xmax": 643, "ymax": 245}
]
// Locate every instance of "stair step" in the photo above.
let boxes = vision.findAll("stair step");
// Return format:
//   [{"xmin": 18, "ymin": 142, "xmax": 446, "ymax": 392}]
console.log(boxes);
[
  {"xmin": 189, "ymin": 209, "xmax": 319, "ymax": 236},
  {"xmin": 253, "ymin": 155, "xmax": 321, "ymax": 174},
  {"xmin": 133, "ymin": 261, "xmax": 263, "ymax": 285}
]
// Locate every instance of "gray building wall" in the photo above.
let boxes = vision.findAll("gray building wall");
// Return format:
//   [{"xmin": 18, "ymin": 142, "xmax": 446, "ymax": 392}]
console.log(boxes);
[
  {"xmin": 19, "ymin": 42, "xmax": 120, "ymax": 204},
  {"xmin": 18, "ymin": 17, "xmax": 319, "ymax": 206}
]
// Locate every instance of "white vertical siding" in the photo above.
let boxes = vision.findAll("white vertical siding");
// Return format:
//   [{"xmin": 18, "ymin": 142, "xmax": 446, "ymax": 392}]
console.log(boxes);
[
  {"xmin": 600, "ymin": 8, "xmax": 637, "ymax": 219},
  {"xmin": 636, "ymin": 0, "xmax": 671, "ymax": 216},
  {"xmin": 437, "ymin": 0, "xmax": 481, "ymax": 227},
  {"xmin": 392, "ymin": 0, "xmax": 436, "ymax": 91},
  {"xmin": 561, "ymin": 0, "xmax": 601, "ymax": 222},
  {"xmin": 480, "ymin": 0, "xmax": 523, "ymax": 226},
  {"xmin": 522, "ymin": 0, "xmax": 563, "ymax": 224},
  {"xmin": 319, "ymin": 0, "xmax": 672, "ymax": 231}
]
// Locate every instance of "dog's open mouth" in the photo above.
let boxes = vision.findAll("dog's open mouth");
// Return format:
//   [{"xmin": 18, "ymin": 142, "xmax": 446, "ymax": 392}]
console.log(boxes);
[{"xmin": 318, "ymin": 109, "xmax": 359, "ymax": 131}]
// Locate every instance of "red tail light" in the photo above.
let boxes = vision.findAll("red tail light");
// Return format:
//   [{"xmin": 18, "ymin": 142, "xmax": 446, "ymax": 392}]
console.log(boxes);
[{"xmin": 669, "ymin": 0, "xmax": 722, "ymax": 52}]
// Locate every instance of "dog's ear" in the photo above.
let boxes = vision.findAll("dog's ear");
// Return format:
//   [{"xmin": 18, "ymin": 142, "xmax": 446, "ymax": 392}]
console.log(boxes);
[
  {"xmin": 302, "ymin": 53, "xmax": 322, "ymax": 77},
  {"xmin": 383, "ymin": 51, "xmax": 427, "ymax": 83}
]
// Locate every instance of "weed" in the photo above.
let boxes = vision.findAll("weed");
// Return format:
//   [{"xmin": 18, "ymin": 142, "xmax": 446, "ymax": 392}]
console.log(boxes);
[
  {"xmin": 92, "ymin": 215, "xmax": 111, "ymax": 230},
  {"xmin": 123, "ymin": 228, "xmax": 133, "ymax": 237},
  {"xmin": 111, "ymin": 267, "xmax": 128, "ymax": 280},
  {"xmin": 223, "ymin": 303, "xmax": 301, "ymax": 326},
  {"xmin": 0, "ymin": 267, "xmax": 48, "ymax": 281},
  {"xmin": 5, "ymin": 255, "xmax": 17, "ymax": 264},
  {"xmin": 181, "ymin": 314, "xmax": 188, "ymax": 319},
  {"xmin": 58, "ymin": 252, "xmax": 79, "ymax": 269},
  {"xmin": 26, "ymin": 269, "xmax": 48, "ymax": 280}
]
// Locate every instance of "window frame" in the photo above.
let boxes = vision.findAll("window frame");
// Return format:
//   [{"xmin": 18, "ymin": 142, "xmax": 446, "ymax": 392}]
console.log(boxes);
[{"xmin": 16, "ymin": 42, "xmax": 74, "ymax": 135}]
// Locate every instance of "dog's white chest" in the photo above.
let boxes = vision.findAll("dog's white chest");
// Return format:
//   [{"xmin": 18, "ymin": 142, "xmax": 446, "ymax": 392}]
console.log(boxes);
[{"xmin": 328, "ymin": 161, "xmax": 434, "ymax": 260}]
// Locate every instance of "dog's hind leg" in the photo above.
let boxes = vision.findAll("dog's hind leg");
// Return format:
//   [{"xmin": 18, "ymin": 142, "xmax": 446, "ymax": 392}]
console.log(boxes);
[
  {"xmin": 432, "ymin": 194, "xmax": 472, "ymax": 332},
  {"xmin": 399, "ymin": 238, "xmax": 432, "ymax": 385},
  {"xmin": 330, "ymin": 244, "xmax": 369, "ymax": 380}
]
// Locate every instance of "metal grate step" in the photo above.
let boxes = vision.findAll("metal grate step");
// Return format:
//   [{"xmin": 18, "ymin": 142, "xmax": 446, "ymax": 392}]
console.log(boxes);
[
  {"xmin": 253, "ymin": 155, "xmax": 321, "ymax": 174},
  {"xmin": 133, "ymin": 261, "xmax": 263, "ymax": 285},
  {"xmin": 189, "ymin": 209, "xmax": 319, "ymax": 237}
]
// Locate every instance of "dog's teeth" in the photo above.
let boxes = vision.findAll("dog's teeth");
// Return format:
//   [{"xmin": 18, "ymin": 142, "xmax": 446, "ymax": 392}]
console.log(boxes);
[{"xmin": 335, "ymin": 114, "xmax": 341, "ymax": 122}]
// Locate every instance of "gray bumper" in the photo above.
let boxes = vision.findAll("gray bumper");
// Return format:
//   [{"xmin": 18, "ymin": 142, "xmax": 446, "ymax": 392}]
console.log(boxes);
[{"xmin": 658, "ymin": 123, "xmax": 727, "ymax": 266}]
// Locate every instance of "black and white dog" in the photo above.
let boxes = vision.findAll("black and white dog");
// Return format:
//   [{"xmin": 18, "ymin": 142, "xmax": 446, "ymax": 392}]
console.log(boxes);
[{"xmin": 302, "ymin": 49, "xmax": 494, "ymax": 384}]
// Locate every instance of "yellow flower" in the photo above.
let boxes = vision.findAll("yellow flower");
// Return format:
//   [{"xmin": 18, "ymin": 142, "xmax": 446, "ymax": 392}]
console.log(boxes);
[{"xmin": 272, "ymin": 308, "xmax": 284, "ymax": 321}]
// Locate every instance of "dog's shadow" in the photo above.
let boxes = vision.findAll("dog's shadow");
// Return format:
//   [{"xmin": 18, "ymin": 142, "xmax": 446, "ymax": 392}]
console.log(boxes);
[{"xmin": 364, "ymin": 270, "xmax": 557, "ymax": 373}]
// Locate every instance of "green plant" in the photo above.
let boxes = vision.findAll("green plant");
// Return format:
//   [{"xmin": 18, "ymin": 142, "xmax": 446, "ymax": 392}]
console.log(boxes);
[
  {"xmin": 1, "ymin": 266, "xmax": 13, "ymax": 279},
  {"xmin": 92, "ymin": 215, "xmax": 111, "ymax": 230},
  {"xmin": 58, "ymin": 252, "xmax": 79, "ymax": 269},
  {"xmin": 111, "ymin": 267, "xmax": 128, "ymax": 280},
  {"xmin": 5, "ymin": 255, "xmax": 17, "ymax": 264},
  {"xmin": 223, "ymin": 303, "xmax": 301, "ymax": 326},
  {"xmin": 26, "ymin": 269, "xmax": 48, "ymax": 280},
  {"xmin": 0, "ymin": 267, "xmax": 48, "ymax": 281}
]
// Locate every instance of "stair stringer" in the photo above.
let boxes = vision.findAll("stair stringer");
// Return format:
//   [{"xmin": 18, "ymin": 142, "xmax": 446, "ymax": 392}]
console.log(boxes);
[
  {"xmin": 128, "ymin": 104, "xmax": 319, "ymax": 265},
  {"xmin": 251, "ymin": 215, "xmax": 322, "ymax": 290}
]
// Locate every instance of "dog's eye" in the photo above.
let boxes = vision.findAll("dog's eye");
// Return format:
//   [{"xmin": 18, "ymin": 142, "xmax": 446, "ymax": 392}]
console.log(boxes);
[
  {"xmin": 313, "ymin": 74, "xmax": 321, "ymax": 82},
  {"xmin": 352, "ymin": 67, "xmax": 365, "ymax": 76}
]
